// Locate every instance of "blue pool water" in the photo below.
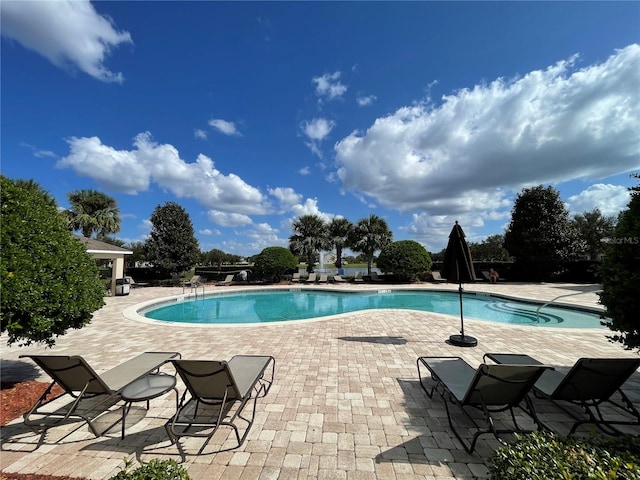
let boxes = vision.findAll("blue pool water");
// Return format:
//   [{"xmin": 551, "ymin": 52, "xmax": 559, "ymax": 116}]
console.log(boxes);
[{"xmin": 142, "ymin": 289, "xmax": 605, "ymax": 328}]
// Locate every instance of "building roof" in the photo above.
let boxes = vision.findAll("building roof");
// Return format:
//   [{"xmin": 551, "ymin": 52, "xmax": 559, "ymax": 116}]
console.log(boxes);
[{"xmin": 74, "ymin": 235, "xmax": 133, "ymax": 255}]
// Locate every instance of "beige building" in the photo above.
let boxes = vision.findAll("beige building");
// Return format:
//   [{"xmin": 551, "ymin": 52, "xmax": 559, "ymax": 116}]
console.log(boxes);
[{"xmin": 74, "ymin": 235, "xmax": 133, "ymax": 296}]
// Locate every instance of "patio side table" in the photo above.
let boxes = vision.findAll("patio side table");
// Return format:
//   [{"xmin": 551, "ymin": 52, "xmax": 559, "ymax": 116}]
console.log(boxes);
[{"xmin": 120, "ymin": 374, "xmax": 178, "ymax": 438}]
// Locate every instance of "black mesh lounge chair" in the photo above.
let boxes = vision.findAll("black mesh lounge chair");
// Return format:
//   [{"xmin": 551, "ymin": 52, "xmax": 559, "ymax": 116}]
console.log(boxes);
[
  {"xmin": 417, "ymin": 356, "xmax": 550, "ymax": 453},
  {"xmin": 166, "ymin": 355, "xmax": 275, "ymax": 457},
  {"xmin": 19, "ymin": 352, "xmax": 180, "ymax": 437},
  {"xmin": 484, "ymin": 353, "xmax": 640, "ymax": 434}
]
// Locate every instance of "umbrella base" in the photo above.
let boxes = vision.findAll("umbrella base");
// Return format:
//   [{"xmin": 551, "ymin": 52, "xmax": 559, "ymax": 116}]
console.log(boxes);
[{"xmin": 449, "ymin": 334, "xmax": 478, "ymax": 347}]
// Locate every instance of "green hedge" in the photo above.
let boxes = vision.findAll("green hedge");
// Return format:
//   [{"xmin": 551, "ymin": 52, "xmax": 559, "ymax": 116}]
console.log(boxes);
[{"xmin": 490, "ymin": 431, "xmax": 640, "ymax": 480}]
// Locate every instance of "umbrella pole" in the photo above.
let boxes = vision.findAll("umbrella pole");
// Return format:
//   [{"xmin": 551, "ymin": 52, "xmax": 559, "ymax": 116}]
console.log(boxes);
[
  {"xmin": 458, "ymin": 282, "xmax": 465, "ymax": 337},
  {"xmin": 449, "ymin": 281, "xmax": 478, "ymax": 347}
]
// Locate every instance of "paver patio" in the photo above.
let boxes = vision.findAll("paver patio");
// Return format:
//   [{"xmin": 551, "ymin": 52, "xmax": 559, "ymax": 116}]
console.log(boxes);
[{"xmin": 2, "ymin": 282, "xmax": 639, "ymax": 479}]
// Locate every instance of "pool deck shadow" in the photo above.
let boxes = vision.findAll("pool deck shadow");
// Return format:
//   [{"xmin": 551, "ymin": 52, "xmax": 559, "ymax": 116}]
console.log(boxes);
[{"xmin": 1, "ymin": 282, "xmax": 637, "ymax": 480}]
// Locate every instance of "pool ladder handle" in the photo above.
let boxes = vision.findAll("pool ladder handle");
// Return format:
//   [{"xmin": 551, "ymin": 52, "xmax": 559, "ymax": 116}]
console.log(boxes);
[
  {"xmin": 182, "ymin": 284, "xmax": 205, "ymax": 299},
  {"xmin": 535, "ymin": 289, "xmax": 602, "ymax": 322}
]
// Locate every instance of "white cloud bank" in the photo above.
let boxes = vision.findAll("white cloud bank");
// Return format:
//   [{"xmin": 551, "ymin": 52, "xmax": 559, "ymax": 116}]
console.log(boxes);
[
  {"xmin": 565, "ymin": 184, "xmax": 631, "ymax": 217},
  {"xmin": 58, "ymin": 132, "xmax": 269, "ymax": 216},
  {"xmin": 1, "ymin": 0, "xmax": 132, "ymax": 83},
  {"xmin": 335, "ymin": 44, "xmax": 640, "ymax": 220}
]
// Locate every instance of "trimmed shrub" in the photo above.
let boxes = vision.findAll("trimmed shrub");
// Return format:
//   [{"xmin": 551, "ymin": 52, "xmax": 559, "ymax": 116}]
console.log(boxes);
[
  {"xmin": 109, "ymin": 458, "xmax": 190, "ymax": 480},
  {"xmin": 253, "ymin": 246, "xmax": 298, "ymax": 282},
  {"xmin": 490, "ymin": 431, "xmax": 640, "ymax": 480},
  {"xmin": 376, "ymin": 240, "xmax": 432, "ymax": 282},
  {"xmin": 1, "ymin": 176, "xmax": 105, "ymax": 347}
]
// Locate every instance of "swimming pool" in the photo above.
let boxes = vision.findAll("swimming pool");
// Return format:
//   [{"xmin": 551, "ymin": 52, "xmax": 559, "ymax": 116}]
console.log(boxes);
[{"xmin": 141, "ymin": 289, "xmax": 606, "ymax": 328}]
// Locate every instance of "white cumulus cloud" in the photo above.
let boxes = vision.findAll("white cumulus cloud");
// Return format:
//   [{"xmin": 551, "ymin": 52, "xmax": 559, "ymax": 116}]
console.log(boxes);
[
  {"xmin": 301, "ymin": 118, "xmax": 335, "ymax": 157},
  {"xmin": 565, "ymin": 184, "xmax": 631, "ymax": 217},
  {"xmin": 356, "ymin": 95, "xmax": 377, "ymax": 106},
  {"xmin": 1, "ymin": 0, "xmax": 132, "ymax": 83},
  {"xmin": 207, "ymin": 210, "xmax": 253, "ymax": 227},
  {"xmin": 335, "ymin": 44, "xmax": 640, "ymax": 220},
  {"xmin": 58, "ymin": 132, "xmax": 269, "ymax": 214},
  {"xmin": 209, "ymin": 119, "xmax": 242, "ymax": 136},
  {"xmin": 312, "ymin": 71, "xmax": 347, "ymax": 100}
]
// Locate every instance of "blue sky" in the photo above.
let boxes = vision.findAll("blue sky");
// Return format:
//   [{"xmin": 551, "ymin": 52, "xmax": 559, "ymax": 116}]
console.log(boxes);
[{"xmin": 2, "ymin": 1, "xmax": 639, "ymax": 256}]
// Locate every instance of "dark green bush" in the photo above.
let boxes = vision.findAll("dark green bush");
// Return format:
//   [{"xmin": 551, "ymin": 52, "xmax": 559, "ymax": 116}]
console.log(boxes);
[
  {"xmin": 490, "ymin": 431, "xmax": 640, "ymax": 480},
  {"xmin": 109, "ymin": 458, "xmax": 190, "ymax": 480},
  {"xmin": 253, "ymin": 246, "xmax": 298, "ymax": 282},
  {"xmin": 599, "ymin": 175, "xmax": 640, "ymax": 349},
  {"xmin": 376, "ymin": 240, "xmax": 432, "ymax": 282},
  {"xmin": 1, "ymin": 176, "xmax": 105, "ymax": 347}
]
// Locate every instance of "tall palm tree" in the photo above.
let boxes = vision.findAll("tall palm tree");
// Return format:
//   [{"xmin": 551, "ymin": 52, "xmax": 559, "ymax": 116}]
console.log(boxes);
[
  {"xmin": 348, "ymin": 214, "xmax": 393, "ymax": 275},
  {"xmin": 65, "ymin": 189, "xmax": 121, "ymax": 238},
  {"xmin": 328, "ymin": 217, "xmax": 352, "ymax": 270},
  {"xmin": 289, "ymin": 214, "xmax": 331, "ymax": 273}
]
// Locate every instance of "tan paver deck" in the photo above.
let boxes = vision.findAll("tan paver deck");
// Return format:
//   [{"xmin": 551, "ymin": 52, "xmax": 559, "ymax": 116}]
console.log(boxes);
[{"xmin": 2, "ymin": 282, "xmax": 638, "ymax": 479}]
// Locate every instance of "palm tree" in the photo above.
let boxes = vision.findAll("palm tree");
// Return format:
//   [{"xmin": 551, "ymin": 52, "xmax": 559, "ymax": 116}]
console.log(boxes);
[
  {"xmin": 289, "ymin": 214, "xmax": 331, "ymax": 273},
  {"xmin": 65, "ymin": 189, "xmax": 121, "ymax": 238},
  {"xmin": 348, "ymin": 214, "xmax": 393, "ymax": 275},
  {"xmin": 328, "ymin": 217, "xmax": 352, "ymax": 270}
]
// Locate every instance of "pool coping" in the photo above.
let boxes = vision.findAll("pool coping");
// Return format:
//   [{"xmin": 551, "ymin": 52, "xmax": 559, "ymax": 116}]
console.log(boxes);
[{"xmin": 123, "ymin": 285, "xmax": 607, "ymax": 329}]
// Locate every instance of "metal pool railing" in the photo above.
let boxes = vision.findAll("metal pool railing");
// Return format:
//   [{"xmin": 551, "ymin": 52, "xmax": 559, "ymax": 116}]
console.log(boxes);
[{"xmin": 535, "ymin": 289, "xmax": 602, "ymax": 322}]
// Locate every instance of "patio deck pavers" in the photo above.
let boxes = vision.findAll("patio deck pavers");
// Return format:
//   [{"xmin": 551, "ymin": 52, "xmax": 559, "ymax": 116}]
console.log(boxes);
[{"xmin": 1, "ymin": 282, "xmax": 638, "ymax": 479}]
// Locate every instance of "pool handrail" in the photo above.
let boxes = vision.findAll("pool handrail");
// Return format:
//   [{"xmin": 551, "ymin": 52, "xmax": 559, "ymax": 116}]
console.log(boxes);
[{"xmin": 535, "ymin": 289, "xmax": 602, "ymax": 323}]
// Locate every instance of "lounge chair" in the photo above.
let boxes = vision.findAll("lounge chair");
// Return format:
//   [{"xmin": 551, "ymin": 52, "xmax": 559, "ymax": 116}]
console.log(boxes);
[
  {"xmin": 417, "ymin": 356, "xmax": 550, "ymax": 453},
  {"xmin": 166, "ymin": 355, "xmax": 275, "ymax": 457},
  {"xmin": 370, "ymin": 272, "xmax": 384, "ymax": 283},
  {"xmin": 332, "ymin": 275, "xmax": 347, "ymax": 283},
  {"xmin": 354, "ymin": 272, "xmax": 364, "ymax": 283},
  {"xmin": 305, "ymin": 273, "xmax": 317, "ymax": 283},
  {"xmin": 125, "ymin": 276, "xmax": 149, "ymax": 288},
  {"xmin": 215, "ymin": 274, "xmax": 235, "ymax": 286},
  {"xmin": 182, "ymin": 275, "xmax": 202, "ymax": 287},
  {"xmin": 317, "ymin": 274, "xmax": 328, "ymax": 283},
  {"xmin": 431, "ymin": 271, "xmax": 446, "ymax": 283},
  {"xmin": 19, "ymin": 352, "xmax": 180, "ymax": 437},
  {"xmin": 484, "ymin": 353, "xmax": 640, "ymax": 434},
  {"xmin": 291, "ymin": 273, "xmax": 301, "ymax": 283}
]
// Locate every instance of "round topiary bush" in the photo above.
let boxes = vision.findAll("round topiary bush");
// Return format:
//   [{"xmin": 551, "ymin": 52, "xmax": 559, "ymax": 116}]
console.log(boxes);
[
  {"xmin": 253, "ymin": 246, "xmax": 298, "ymax": 282},
  {"xmin": 376, "ymin": 240, "xmax": 432, "ymax": 282},
  {"xmin": 490, "ymin": 431, "xmax": 640, "ymax": 480}
]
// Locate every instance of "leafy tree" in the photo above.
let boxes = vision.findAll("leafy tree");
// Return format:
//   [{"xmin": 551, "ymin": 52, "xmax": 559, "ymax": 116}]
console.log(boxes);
[
  {"xmin": 289, "ymin": 214, "xmax": 331, "ymax": 273},
  {"xmin": 377, "ymin": 240, "xmax": 432, "ymax": 282},
  {"xmin": 599, "ymin": 174, "xmax": 640, "ymax": 350},
  {"xmin": 253, "ymin": 246, "xmax": 298, "ymax": 282},
  {"xmin": 348, "ymin": 214, "xmax": 393, "ymax": 275},
  {"xmin": 328, "ymin": 217, "xmax": 352, "ymax": 269},
  {"xmin": 201, "ymin": 248, "xmax": 227, "ymax": 268},
  {"xmin": 144, "ymin": 202, "xmax": 200, "ymax": 276},
  {"xmin": 503, "ymin": 185, "xmax": 575, "ymax": 281},
  {"xmin": 572, "ymin": 208, "xmax": 616, "ymax": 260},
  {"xmin": 469, "ymin": 234, "xmax": 511, "ymax": 262},
  {"xmin": 1, "ymin": 176, "xmax": 105, "ymax": 347},
  {"xmin": 64, "ymin": 189, "xmax": 121, "ymax": 238},
  {"xmin": 126, "ymin": 241, "xmax": 147, "ymax": 268}
]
